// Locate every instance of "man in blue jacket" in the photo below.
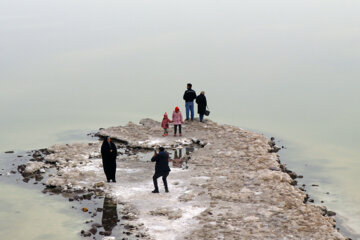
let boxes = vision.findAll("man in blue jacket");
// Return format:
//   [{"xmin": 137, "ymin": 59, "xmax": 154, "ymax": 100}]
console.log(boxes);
[
  {"xmin": 151, "ymin": 147, "xmax": 171, "ymax": 193},
  {"xmin": 183, "ymin": 83, "xmax": 197, "ymax": 121}
]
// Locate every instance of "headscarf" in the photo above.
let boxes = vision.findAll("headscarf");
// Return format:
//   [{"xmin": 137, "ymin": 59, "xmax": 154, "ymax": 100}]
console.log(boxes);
[{"xmin": 102, "ymin": 136, "xmax": 111, "ymax": 149}]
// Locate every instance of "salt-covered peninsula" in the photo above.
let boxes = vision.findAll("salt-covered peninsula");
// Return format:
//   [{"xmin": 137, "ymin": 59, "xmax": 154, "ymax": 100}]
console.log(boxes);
[{"xmin": 19, "ymin": 119, "xmax": 347, "ymax": 239}]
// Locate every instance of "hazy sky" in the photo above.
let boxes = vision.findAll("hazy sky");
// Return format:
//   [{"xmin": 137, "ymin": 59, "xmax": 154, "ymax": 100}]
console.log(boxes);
[{"xmin": 1, "ymin": 0, "xmax": 360, "ymax": 149}]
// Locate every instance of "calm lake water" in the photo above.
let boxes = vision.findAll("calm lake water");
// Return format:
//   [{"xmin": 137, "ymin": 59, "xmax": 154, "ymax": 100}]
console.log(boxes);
[{"xmin": 1, "ymin": 0, "xmax": 359, "ymax": 238}]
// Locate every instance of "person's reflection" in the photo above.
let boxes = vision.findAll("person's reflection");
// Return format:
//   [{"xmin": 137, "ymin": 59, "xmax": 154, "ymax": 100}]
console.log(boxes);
[
  {"xmin": 171, "ymin": 149, "xmax": 182, "ymax": 168},
  {"xmin": 174, "ymin": 148, "xmax": 182, "ymax": 159},
  {"xmin": 186, "ymin": 147, "xmax": 194, "ymax": 155},
  {"xmin": 102, "ymin": 196, "xmax": 118, "ymax": 233}
]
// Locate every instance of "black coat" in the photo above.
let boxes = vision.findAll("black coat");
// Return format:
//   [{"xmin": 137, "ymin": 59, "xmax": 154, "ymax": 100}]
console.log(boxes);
[
  {"xmin": 196, "ymin": 94, "xmax": 207, "ymax": 114},
  {"xmin": 151, "ymin": 151, "xmax": 171, "ymax": 174},
  {"xmin": 183, "ymin": 88, "xmax": 197, "ymax": 102},
  {"xmin": 101, "ymin": 138, "xmax": 117, "ymax": 180}
]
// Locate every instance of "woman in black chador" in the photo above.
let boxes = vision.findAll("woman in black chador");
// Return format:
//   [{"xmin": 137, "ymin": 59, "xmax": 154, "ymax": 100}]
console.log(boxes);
[
  {"xmin": 196, "ymin": 91, "xmax": 207, "ymax": 122},
  {"xmin": 101, "ymin": 137, "xmax": 117, "ymax": 182}
]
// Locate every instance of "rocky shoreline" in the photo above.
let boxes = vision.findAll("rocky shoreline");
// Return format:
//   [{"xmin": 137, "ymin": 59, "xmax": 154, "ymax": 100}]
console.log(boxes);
[{"xmin": 6, "ymin": 118, "xmax": 349, "ymax": 239}]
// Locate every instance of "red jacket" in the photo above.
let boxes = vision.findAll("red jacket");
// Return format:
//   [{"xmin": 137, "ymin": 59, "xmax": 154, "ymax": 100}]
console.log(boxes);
[{"xmin": 161, "ymin": 118, "xmax": 171, "ymax": 129}]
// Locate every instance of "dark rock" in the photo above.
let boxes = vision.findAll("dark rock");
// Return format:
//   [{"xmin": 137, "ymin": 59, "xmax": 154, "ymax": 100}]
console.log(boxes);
[
  {"xmin": 5, "ymin": 151, "xmax": 14, "ymax": 154},
  {"xmin": 99, "ymin": 231, "xmax": 112, "ymax": 236},
  {"xmin": 89, "ymin": 227, "xmax": 97, "ymax": 235},
  {"xmin": 17, "ymin": 164, "xmax": 26, "ymax": 174},
  {"xmin": 327, "ymin": 211, "xmax": 336, "ymax": 217},
  {"xmin": 10, "ymin": 170, "xmax": 16, "ymax": 174},
  {"xmin": 91, "ymin": 223, "xmax": 102, "ymax": 228},
  {"xmin": 69, "ymin": 198, "xmax": 74, "ymax": 202},
  {"xmin": 303, "ymin": 194, "xmax": 309, "ymax": 203},
  {"xmin": 80, "ymin": 230, "xmax": 91, "ymax": 237},
  {"xmin": 17, "ymin": 155, "xmax": 23, "ymax": 157},
  {"xmin": 311, "ymin": 184, "xmax": 319, "ymax": 187},
  {"xmin": 297, "ymin": 175, "xmax": 303, "ymax": 178},
  {"xmin": 96, "ymin": 208, "xmax": 103, "ymax": 212},
  {"xmin": 32, "ymin": 150, "xmax": 46, "ymax": 161},
  {"xmin": 82, "ymin": 193, "xmax": 93, "ymax": 200},
  {"xmin": 308, "ymin": 199, "xmax": 314, "ymax": 203},
  {"xmin": 124, "ymin": 224, "xmax": 136, "ymax": 230},
  {"xmin": 290, "ymin": 180, "xmax": 297, "ymax": 186},
  {"xmin": 35, "ymin": 174, "xmax": 43, "ymax": 181}
]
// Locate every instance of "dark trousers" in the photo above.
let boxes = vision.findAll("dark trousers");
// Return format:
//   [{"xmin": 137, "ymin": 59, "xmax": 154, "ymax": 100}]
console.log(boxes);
[
  {"xmin": 174, "ymin": 124, "xmax": 182, "ymax": 134},
  {"xmin": 199, "ymin": 114, "xmax": 204, "ymax": 122},
  {"xmin": 153, "ymin": 172, "xmax": 169, "ymax": 191}
]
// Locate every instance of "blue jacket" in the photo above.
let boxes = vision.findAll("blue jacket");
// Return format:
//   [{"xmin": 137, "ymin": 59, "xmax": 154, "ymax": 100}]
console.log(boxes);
[{"xmin": 151, "ymin": 151, "xmax": 171, "ymax": 173}]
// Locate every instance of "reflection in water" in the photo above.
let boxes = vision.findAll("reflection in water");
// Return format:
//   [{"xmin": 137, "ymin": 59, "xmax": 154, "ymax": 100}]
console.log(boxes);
[
  {"xmin": 101, "ymin": 196, "xmax": 118, "ymax": 233},
  {"xmin": 170, "ymin": 148, "xmax": 194, "ymax": 169}
]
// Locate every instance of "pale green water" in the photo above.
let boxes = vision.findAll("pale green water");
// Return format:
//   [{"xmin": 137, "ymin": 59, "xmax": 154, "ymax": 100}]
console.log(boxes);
[
  {"xmin": 0, "ymin": 183, "xmax": 83, "ymax": 240},
  {"xmin": 1, "ymin": 0, "xmax": 359, "ymax": 237}
]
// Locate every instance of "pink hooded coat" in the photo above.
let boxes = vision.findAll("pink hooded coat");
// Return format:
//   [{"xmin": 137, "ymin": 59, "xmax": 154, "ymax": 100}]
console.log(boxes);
[{"xmin": 172, "ymin": 110, "xmax": 183, "ymax": 125}]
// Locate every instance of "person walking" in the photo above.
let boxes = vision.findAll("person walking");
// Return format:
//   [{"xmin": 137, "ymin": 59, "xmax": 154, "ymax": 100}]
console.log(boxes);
[
  {"xmin": 183, "ymin": 83, "xmax": 197, "ymax": 121},
  {"xmin": 196, "ymin": 91, "xmax": 207, "ymax": 122},
  {"xmin": 172, "ymin": 106, "xmax": 183, "ymax": 137},
  {"xmin": 151, "ymin": 147, "xmax": 171, "ymax": 193},
  {"xmin": 101, "ymin": 137, "xmax": 117, "ymax": 182},
  {"xmin": 161, "ymin": 112, "xmax": 172, "ymax": 136}
]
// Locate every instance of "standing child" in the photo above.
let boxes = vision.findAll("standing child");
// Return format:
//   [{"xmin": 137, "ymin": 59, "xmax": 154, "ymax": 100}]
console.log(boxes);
[
  {"xmin": 161, "ymin": 112, "xmax": 172, "ymax": 137},
  {"xmin": 172, "ymin": 106, "xmax": 183, "ymax": 137}
]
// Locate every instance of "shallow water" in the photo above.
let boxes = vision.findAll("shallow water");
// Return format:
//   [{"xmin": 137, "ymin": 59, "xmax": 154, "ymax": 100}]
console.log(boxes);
[
  {"xmin": 0, "ymin": 152, "xmax": 86, "ymax": 240},
  {"xmin": 1, "ymin": 0, "xmax": 360, "ymax": 237},
  {"xmin": 0, "ymin": 183, "xmax": 84, "ymax": 240}
]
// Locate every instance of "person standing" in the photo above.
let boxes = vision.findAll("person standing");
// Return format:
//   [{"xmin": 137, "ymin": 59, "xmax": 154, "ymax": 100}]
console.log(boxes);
[
  {"xmin": 172, "ymin": 106, "xmax": 183, "ymax": 137},
  {"xmin": 151, "ymin": 147, "xmax": 171, "ymax": 193},
  {"xmin": 101, "ymin": 137, "xmax": 117, "ymax": 182},
  {"xmin": 183, "ymin": 83, "xmax": 197, "ymax": 121},
  {"xmin": 161, "ymin": 112, "xmax": 172, "ymax": 137},
  {"xmin": 196, "ymin": 91, "xmax": 207, "ymax": 122}
]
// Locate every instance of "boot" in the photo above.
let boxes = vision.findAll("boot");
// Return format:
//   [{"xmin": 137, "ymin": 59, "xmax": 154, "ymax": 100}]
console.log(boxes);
[
  {"xmin": 163, "ymin": 179, "xmax": 169, "ymax": 193},
  {"xmin": 153, "ymin": 177, "xmax": 159, "ymax": 193}
]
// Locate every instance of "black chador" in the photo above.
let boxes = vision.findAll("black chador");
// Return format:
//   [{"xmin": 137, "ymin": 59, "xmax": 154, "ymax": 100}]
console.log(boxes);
[
  {"xmin": 101, "ymin": 137, "xmax": 117, "ymax": 182},
  {"xmin": 151, "ymin": 147, "xmax": 171, "ymax": 193}
]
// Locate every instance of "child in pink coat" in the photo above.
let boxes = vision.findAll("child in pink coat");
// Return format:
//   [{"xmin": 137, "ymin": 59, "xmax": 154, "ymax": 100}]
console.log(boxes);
[
  {"xmin": 161, "ymin": 113, "xmax": 172, "ymax": 137},
  {"xmin": 172, "ymin": 106, "xmax": 183, "ymax": 137}
]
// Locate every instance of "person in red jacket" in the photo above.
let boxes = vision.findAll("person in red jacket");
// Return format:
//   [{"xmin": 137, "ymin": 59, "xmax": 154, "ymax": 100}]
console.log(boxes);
[{"xmin": 161, "ymin": 112, "xmax": 172, "ymax": 137}]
